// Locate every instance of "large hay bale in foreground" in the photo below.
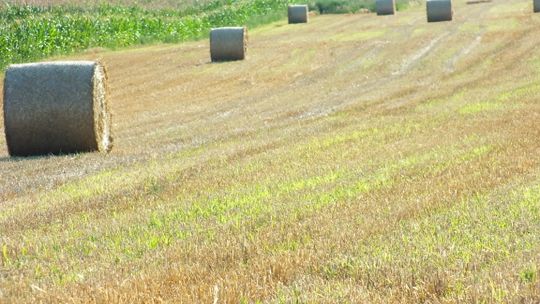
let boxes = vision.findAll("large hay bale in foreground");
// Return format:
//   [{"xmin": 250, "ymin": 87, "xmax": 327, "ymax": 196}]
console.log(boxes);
[
  {"xmin": 427, "ymin": 0, "xmax": 453, "ymax": 22},
  {"xmin": 3, "ymin": 61, "xmax": 112, "ymax": 156},
  {"xmin": 376, "ymin": 0, "xmax": 396, "ymax": 15},
  {"xmin": 535, "ymin": 0, "xmax": 540, "ymax": 13},
  {"xmin": 288, "ymin": 5, "xmax": 309, "ymax": 23},
  {"xmin": 210, "ymin": 27, "xmax": 247, "ymax": 62}
]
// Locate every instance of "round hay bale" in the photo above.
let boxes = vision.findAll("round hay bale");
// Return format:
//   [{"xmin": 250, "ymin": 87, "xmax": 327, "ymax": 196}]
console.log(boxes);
[
  {"xmin": 427, "ymin": 0, "xmax": 453, "ymax": 22},
  {"xmin": 535, "ymin": 0, "xmax": 540, "ymax": 13},
  {"xmin": 3, "ymin": 61, "xmax": 113, "ymax": 157},
  {"xmin": 210, "ymin": 27, "xmax": 247, "ymax": 62},
  {"xmin": 288, "ymin": 5, "xmax": 309, "ymax": 23},
  {"xmin": 376, "ymin": 0, "xmax": 396, "ymax": 15}
]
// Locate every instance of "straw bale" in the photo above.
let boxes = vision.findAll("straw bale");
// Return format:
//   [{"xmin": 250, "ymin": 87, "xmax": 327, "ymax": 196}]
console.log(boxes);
[
  {"xmin": 288, "ymin": 5, "xmax": 309, "ymax": 23},
  {"xmin": 427, "ymin": 0, "xmax": 453, "ymax": 22},
  {"xmin": 210, "ymin": 27, "xmax": 247, "ymax": 62},
  {"xmin": 3, "ymin": 61, "xmax": 112, "ymax": 156},
  {"xmin": 376, "ymin": 0, "xmax": 396, "ymax": 15}
]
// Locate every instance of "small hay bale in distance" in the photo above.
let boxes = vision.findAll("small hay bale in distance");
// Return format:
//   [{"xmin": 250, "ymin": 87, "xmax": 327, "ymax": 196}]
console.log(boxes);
[
  {"xmin": 3, "ymin": 61, "xmax": 113, "ymax": 157},
  {"xmin": 427, "ymin": 0, "xmax": 453, "ymax": 22},
  {"xmin": 535, "ymin": 0, "xmax": 540, "ymax": 13},
  {"xmin": 288, "ymin": 4, "xmax": 309, "ymax": 23},
  {"xmin": 210, "ymin": 27, "xmax": 247, "ymax": 62},
  {"xmin": 376, "ymin": 0, "xmax": 396, "ymax": 15}
]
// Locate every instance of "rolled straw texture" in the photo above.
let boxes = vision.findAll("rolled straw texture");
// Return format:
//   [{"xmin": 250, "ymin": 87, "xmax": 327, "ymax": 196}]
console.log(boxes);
[
  {"xmin": 427, "ymin": 0, "xmax": 453, "ymax": 22},
  {"xmin": 288, "ymin": 5, "xmax": 309, "ymax": 23},
  {"xmin": 3, "ymin": 61, "xmax": 112, "ymax": 156},
  {"xmin": 376, "ymin": 0, "xmax": 396, "ymax": 15},
  {"xmin": 210, "ymin": 27, "xmax": 247, "ymax": 62}
]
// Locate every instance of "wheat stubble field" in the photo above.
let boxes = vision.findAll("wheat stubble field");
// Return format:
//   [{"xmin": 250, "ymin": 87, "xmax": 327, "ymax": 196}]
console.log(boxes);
[{"xmin": 2, "ymin": 0, "xmax": 540, "ymax": 302}]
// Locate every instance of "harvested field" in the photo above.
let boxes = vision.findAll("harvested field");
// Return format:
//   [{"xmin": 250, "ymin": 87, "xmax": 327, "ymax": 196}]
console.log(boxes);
[{"xmin": 2, "ymin": 0, "xmax": 540, "ymax": 302}]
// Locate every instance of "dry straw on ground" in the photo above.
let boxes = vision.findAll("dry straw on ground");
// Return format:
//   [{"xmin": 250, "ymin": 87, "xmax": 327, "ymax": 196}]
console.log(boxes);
[
  {"xmin": 427, "ymin": 0, "xmax": 453, "ymax": 22},
  {"xmin": 3, "ymin": 61, "xmax": 113, "ymax": 156},
  {"xmin": 210, "ymin": 27, "xmax": 247, "ymax": 62},
  {"xmin": 376, "ymin": 0, "xmax": 396, "ymax": 15},
  {"xmin": 288, "ymin": 5, "xmax": 309, "ymax": 23}
]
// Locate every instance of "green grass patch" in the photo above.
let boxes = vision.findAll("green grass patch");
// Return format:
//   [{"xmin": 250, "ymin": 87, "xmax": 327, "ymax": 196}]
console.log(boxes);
[
  {"xmin": 458, "ymin": 101, "xmax": 504, "ymax": 115},
  {"xmin": 321, "ymin": 177, "xmax": 540, "ymax": 301},
  {"xmin": 497, "ymin": 82, "xmax": 540, "ymax": 102}
]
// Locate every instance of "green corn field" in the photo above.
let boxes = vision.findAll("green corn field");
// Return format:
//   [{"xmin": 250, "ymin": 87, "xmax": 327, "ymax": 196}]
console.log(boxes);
[
  {"xmin": 0, "ymin": 0, "xmax": 290, "ymax": 70},
  {"xmin": 0, "ymin": 0, "xmax": 416, "ymax": 70}
]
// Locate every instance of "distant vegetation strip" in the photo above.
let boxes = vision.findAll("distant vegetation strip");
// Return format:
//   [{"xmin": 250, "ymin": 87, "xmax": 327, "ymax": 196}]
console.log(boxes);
[
  {"xmin": 309, "ymin": 0, "xmax": 415, "ymax": 14},
  {"xmin": 0, "ymin": 0, "xmax": 416, "ymax": 70},
  {"xmin": 0, "ymin": 0, "xmax": 289, "ymax": 70}
]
